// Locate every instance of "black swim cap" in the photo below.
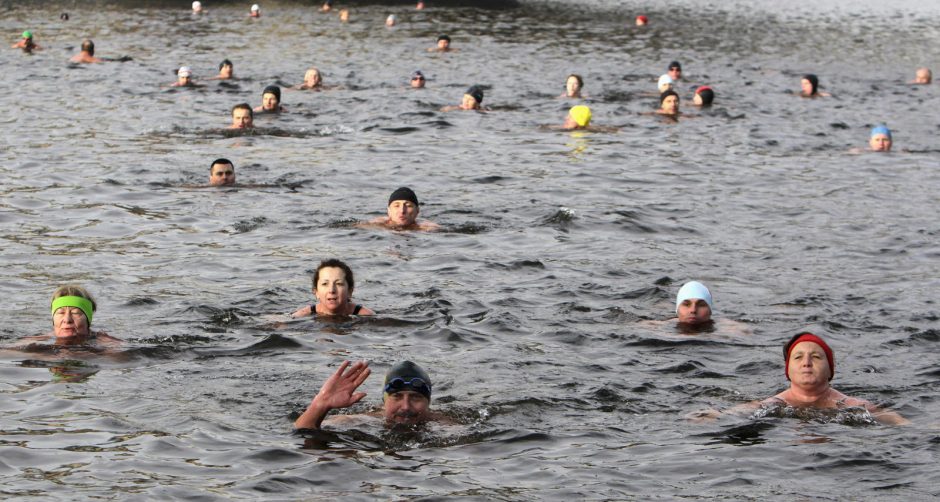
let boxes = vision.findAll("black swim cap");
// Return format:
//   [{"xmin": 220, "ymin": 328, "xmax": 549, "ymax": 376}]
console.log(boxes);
[
  {"xmin": 695, "ymin": 86, "xmax": 715, "ymax": 106},
  {"xmin": 262, "ymin": 85, "xmax": 281, "ymax": 102},
  {"xmin": 803, "ymin": 74, "xmax": 818, "ymax": 95},
  {"xmin": 437, "ymin": 34, "xmax": 450, "ymax": 42},
  {"xmin": 466, "ymin": 85, "xmax": 484, "ymax": 104},
  {"xmin": 220, "ymin": 59, "xmax": 233, "ymax": 70},
  {"xmin": 384, "ymin": 361, "xmax": 432, "ymax": 401},
  {"xmin": 668, "ymin": 61, "xmax": 681, "ymax": 71},
  {"xmin": 388, "ymin": 186, "xmax": 419, "ymax": 206},
  {"xmin": 660, "ymin": 89, "xmax": 679, "ymax": 104}
]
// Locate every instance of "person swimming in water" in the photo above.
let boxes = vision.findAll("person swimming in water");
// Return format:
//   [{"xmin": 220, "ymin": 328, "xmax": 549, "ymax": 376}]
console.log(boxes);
[
  {"xmin": 868, "ymin": 125, "xmax": 892, "ymax": 152},
  {"xmin": 410, "ymin": 70, "xmax": 426, "ymax": 89},
  {"xmin": 249, "ymin": 4, "xmax": 261, "ymax": 17},
  {"xmin": 291, "ymin": 259, "xmax": 375, "ymax": 318},
  {"xmin": 799, "ymin": 74, "xmax": 830, "ymax": 97},
  {"xmin": 562, "ymin": 105, "xmax": 592, "ymax": 130},
  {"xmin": 254, "ymin": 85, "xmax": 286, "ymax": 113},
  {"xmin": 429, "ymin": 34, "xmax": 456, "ymax": 52},
  {"xmin": 208, "ymin": 59, "xmax": 234, "ymax": 80},
  {"xmin": 192, "ymin": 1, "xmax": 204, "ymax": 14},
  {"xmin": 168, "ymin": 66, "xmax": 201, "ymax": 88},
  {"xmin": 910, "ymin": 67, "xmax": 931, "ymax": 85},
  {"xmin": 11, "ymin": 31, "xmax": 42, "ymax": 53},
  {"xmin": 657, "ymin": 89, "xmax": 680, "ymax": 116},
  {"xmin": 295, "ymin": 68, "xmax": 323, "ymax": 90},
  {"xmin": 320, "ymin": 0, "xmax": 332, "ymax": 12},
  {"xmin": 338, "ymin": 8, "xmax": 350, "ymax": 22},
  {"xmin": 229, "ymin": 103, "xmax": 254, "ymax": 129},
  {"xmin": 209, "ymin": 158, "xmax": 236, "ymax": 186},
  {"xmin": 70, "ymin": 39, "xmax": 103, "ymax": 63},
  {"xmin": 361, "ymin": 187, "xmax": 439, "ymax": 231},
  {"xmin": 294, "ymin": 360, "xmax": 446, "ymax": 430},
  {"xmin": 657, "ymin": 74, "xmax": 674, "ymax": 94},
  {"xmin": 441, "ymin": 85, "xmax": 484, "ymax": 111},
  {"xmin": 386, "ymin": 14, "xmax": 396, "ymax": 27},
  {"xmin": 18, "ymin": 286, "xmax": 121, "ymax": 347},
  {"xmin": 693, "ymin": 86, "xmax": 714, "ymax": 107},
  {"xmin": 560, "ymin": 74, "xmax": 584, "ymax": 98},
  {"xmin": 636, "ymin": 15, "xmax": 648, "ymax": 26},
  {"xmin": 667, "ymin": 61, "xmax": 682, "ymax": 82}
]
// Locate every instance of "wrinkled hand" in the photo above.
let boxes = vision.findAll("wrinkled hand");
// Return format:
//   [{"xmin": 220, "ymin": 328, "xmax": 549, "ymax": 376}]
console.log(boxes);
[{"xmin": 313, "ymin": 360, "xmax": 371, "ymax": 411}]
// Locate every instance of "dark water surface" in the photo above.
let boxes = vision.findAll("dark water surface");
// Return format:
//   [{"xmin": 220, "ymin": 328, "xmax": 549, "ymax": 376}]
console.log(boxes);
[{"xmin": 2, "ymin": 0, "xmax": 940, "ymax": 499}]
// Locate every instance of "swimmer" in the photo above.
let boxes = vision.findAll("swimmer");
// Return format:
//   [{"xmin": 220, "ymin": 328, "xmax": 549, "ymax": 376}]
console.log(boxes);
[
  {"xmin": 562, "ymin": 105, "xmax": 592, "ymax": 130},
  {"xmin": 192, "ymin": 1, "xmax": 203, "ymax": 14},
  {"xmin": 70, "ymin": 39, "xmax": 103, "ymax": 63},
  {"xmin": 254, "ymin": 85, "xmax": 286, "ymax": 113},
  {"xmin": 21, "ymin": 285, "xmax": 120, "ymax": 347},
  {"xmin": 209, "ymin": 59, "xmax": 234, "ymax": 80},
  {"xmin": 168, "ymin": 66, "xmax": 200, "ymax": 87},
  {"xmin": 294, "ymin": 360, "xmax": 449, "ymax": 430},
  {"xmin": 249, "ymin": 4, "xmax": 260, "ymax": 17},
  {"xmin": 410, "ymin": 70, "xmax": 426, "ymax": 89},
  {"xmin": 429, "ymin": 34, "xmax": 456, "ymax": 52},
  {"xmin": 910, "ymin": 67, "xmax": 931, "ymax": 85},
  {"xmin": 295, "ymin": 67, "xmax": 323, "ymax": 90},
  {"xmin": 416, "ymin": 1, "xmax": 426, "ymax": 9},
  {"xmin": 657, "ymin": 74, "xmax": 674, "ymax": 93},
  {"xmin": 441, "ymin": 85, "xmax": 485, "ymax": 111},
  {"xmin": 667, "ymin": 61, "xmax": 682, "ymax": 81},
  {"xmin": 291, "ymin": 259, "xmax": 375, "ymax": 318},
  {"xmin": 641, "ymin": 281, "xmax": 749, "ymax": 335},
  {"xmin": 339, "ymin": 8, "xmax": 349, "ymax": 22},
  {"xmin": 361, "ymin": 186, "xmax": 440, "ymax": 231},
  {"xmin": 386, "ymin": 14, "xmax": 396, "ymax": 27},
  {"xmin": 560, "ymin": 74, "xmax": 584, "ymax": 98},
  {"xmin": 692, "ymin": 86, "xmax": 714, "ymax": 107},
  {"xmin": 868, "ymin": 125, "xmax": 892, "ymax": 152},
  {"xmin": 229, "ymin": 103, "xmax": 254, "ymax": 129},
  {"xmin": 209, "ymin": 158, "xmax": 236, "ymax": 186},
  {"xmin": 636, "ymin": 15, "xmax": 648, "ymax": 26},
  {"xmin": 321, "ymin": 0, "xmax": 332, "ymax": 12},
  {"xmin": 657, "ymin": 89, "xmax": 680, "ymax": 116},
  {"xmin": 799, "ymin": 74, "xmax": 830, "ymax": 97},
  {"xmin": 11, "ymin": 31, "xmax": 42, "ymax": 52}
]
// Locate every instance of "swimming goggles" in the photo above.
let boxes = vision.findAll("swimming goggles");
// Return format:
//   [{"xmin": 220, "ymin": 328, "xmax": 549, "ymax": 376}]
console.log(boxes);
[{"xmin": 384, "ymin": 377, "xmax": 431, "ymax": 395}]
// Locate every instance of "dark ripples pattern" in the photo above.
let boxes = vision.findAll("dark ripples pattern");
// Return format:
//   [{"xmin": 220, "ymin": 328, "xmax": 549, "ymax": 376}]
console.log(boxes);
[{"xmin": 1, "ymin": 0, "xmax": 940, "ymax": 499}]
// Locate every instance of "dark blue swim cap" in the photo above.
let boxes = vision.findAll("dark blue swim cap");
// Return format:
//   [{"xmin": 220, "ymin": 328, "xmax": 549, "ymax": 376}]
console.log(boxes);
[
  {"xmin": 466, "ymin": 85, "xmax": 484, "ymax": 104},
  {"xmin": 262, "ymin": 85, "xmax": 281, "ymax": 102},
  {"xmin": 384, "ymin": 361, "xmax": 432, "ymax": 401},
  {"xmin": 388, "ymin": 186, "xmax": 419, "ymax": 206}
]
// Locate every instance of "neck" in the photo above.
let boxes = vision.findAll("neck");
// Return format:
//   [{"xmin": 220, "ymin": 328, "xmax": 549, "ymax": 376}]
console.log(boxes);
[{"xmin": 785, "ymin": 383, "xmax": 831, "ymax": 406}]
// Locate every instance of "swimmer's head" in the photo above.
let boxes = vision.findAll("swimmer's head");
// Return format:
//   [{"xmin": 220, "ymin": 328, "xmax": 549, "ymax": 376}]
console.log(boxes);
[
  {"xmin": 801, "ymin": 74, "xmax": 819, "ymax": 96},
  {"xmin": 22, "ymin": 31, "xmax": 33, "ymax": 40},
  {"xmin": 251, "ymin": 4, "xmax": 260, "ymax": 12},
  {"xmin": 636, "ymin": 15, "xmax": 648, "ymax": 26},
  {"xmin": 209, "ymin": 158, "xmax": 236, "ymax": 186},
  {"xmin": 657, "ymin": 74, "xmax": 674, "ymax": 93},
  {"xmin": 81, "ymin": 39, "xmax": 94, "ymax": 55},
  {"xmin": 567, "ymin": 105, "xmax": 592, "ymax": 128},
  {"xmin": 466, "ymin": 85, "xmax": 484, "ymax": 105},
  {"xmin": 565, "ymin": 74, "xmax": 583, "ymax": 96},
  {"xmin": 192, "ymin": 1, "xmax": 202, "ymax": 12},
  {"xmin": 914, "ymin": 67, "xmax": 932, "ymax": 84},
  {"xmin": 388, "ymin": 186, "xmax": 419, "ymax": 207},
  {"xmin": 784, "ymin": 332, "xmax": 834, "ymax": 381},
  {"xmin": 693, "ymin": 86, "xmax": 714, "ymax": 107},
  {"xmin": 668, "ymin": 61, "xmax": 682, "ymax": 79},
  {"xmin": 219, "ymin": 59, "xmax": 233, "ymax": 70},
  {"xmin": 304, "ymin": 67, "xmax": 322, "ymax": 86},
  {"xmin": 177, "ymin": 66, "xmax": 192, "ymax": 78},
  {"xmin": 410, "ymin": 70, "xmax": 425, "ymax": 88},
  {"xmin": 261, "ymin": 85, "xmax": 281, "ymax": 110},
  {"xmin": 383, "ymin": 360, "xmax": 432, "ymax": 401},
  {"xmin": 437, "ymin": 34, "xmax": 450, "ymax": 49},
  {"xmin": 869, "ymin": 125, "xmax": 892, "ymax": 152},
  {"xmin": 659, "ymin": 89, "xmax": 679, "ymax": 114},
  {"xmin": 231, "ymin": 102, "xmax": 253, "ymax": 128},
  {"xmin": 218, "ymin": 59, "xmax": 233, "ymax": 78},
  {"xmin": 386, "ymin": 14, "xmax": 396, "ymax": 26},
  {"xmin": 51, "ymin": 285, "xmax": 97, "ymax": 328},
  {"xmin": 675, "ymin": 281, "xmax": 712, "ymax": 313}
]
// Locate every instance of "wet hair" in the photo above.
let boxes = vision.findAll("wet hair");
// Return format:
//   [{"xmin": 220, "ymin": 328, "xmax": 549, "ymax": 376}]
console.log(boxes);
[
  {"xmin": 466, "ymin": 85, "xmax": 484, "ymax": 104},
  {"xmin": 231, "ymin": 102, "xmax": 253, "ymax": 118},
  {"xmin": 210, "ymin": 158, "xmax": 234, "ymax": 171},
  {"xmin": 659, "ymin": 89, "xmax": 679, "ymax": 105},
  {"xmin": 313, "ymin": 259, "xmax": 355, "ymax": 293},
  {"xmin": 81, "ymin": 39, "xmax": 94, "ymax": 55},
  {"xmin": 566, "ymin": 74, "xmax": 583, "ymax": 88},
  {"xmin": 695, "ymin": 87, "xmax": 715, "ymax": 106},
  {"xmin": 51, "ymin": 285, "xmax": 97, "ymax": 313},
  {"xmin": 437, "ymin": 34, "xmax": 451, "ymax": 42},
  {"xmin": 262, "ymin": 85, "xmax": 281, "ymax": 103},
  {"xmin": 219, "ymin": 59, "xmax": 233, "ymax": 70},
  {"xmin": 802, "ymin": 74, "xmax": 819, "ymax": 95}
]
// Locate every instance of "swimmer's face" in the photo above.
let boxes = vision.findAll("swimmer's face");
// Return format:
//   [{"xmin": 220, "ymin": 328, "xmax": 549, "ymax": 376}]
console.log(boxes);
[
  {"xmin": 387, "ymin": 200, "xmax": 419, "ymax": 226},
  {"xmin": 232, "ymin": 108, "xmax": 253, "ymax": 129},
  {"xmin": 209, "ymin": 163, "xmax": 235, "ymax": 186},
  {"xmin": 869, "ymin": 134, "xmax": 892, "ymax": 152},
  {"xmin": 314, "ymin": 266, "xmax": 352, "ymax": 314},
  {"xmin": 410, "ymin": 75, "xmax": 425, "ymax": 88},
  {"xmin": 53, "ymin": 306, "xmax": 90, "ymax": 339},
  {"xmin": 787, "ymin": 341, "xmax": 831, "ymax": 385},
  {"xmin": 177, "ymin": 75, "xmax": 192, "ymax": 86},
  {"xmin": 383, "ymin": 390, "xmax": 430, "ymax": 425},
  {"xmin": 339, "ymin": 9, "xmax": 349, "ymax": 21},
  {"xmin": 262, "ymin": 92, "xmax": 279, "ymax": 111},
  {"xmin": 566, "ymin": 76, "xmax": 582, "ymax": 96},
  {"xmin": 658, "ymin": 82, "xmax": 673, "ymax": 94},
  {"xmin": 668, "ymin": 67, "xmax": 681, "ymax": 80},
  {"xmin": 437, "ymin": 39, "xmax": 450, "ymax": 50},
  {"xmin": 801, "ymin": 78, "xmax": 814, "ymax": 96},
  {"xmin": 915, "ymin": 68, "xmax": 931, "ymax": 84},
  {"xmin": 219, "ymin": 64, "xmax": 233, "ymax": 78},
  {"xmin": 305, "ymin": 70, "xmax": 322, "ymax": 86},
  {"xmin": 693, "ymin": 93, "xmax": 703, "ymax": 106},
  {"xmin": 677, "ymin": 298, "xmax": 711, "ymax": 325},
  {"xmin": 661, "ymin": 95, "xmax": 679, "ymax": 114},
  {"xmin": 461, "ymin": 94, "xmax": 479, "ymax": 110}
]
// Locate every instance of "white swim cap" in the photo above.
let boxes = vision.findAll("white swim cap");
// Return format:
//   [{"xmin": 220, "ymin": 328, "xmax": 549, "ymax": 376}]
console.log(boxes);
[
  {"xmin": 178, "ymin": 66, "xmax": 192, "ymax": 77},
  {"xmin": 192, "ymin": 1, "xmax": 202, "ymax": 10},
  {"xmin": 676, "ymin": 281, "xmax": 713, "ymax": 313},
  {"xmin": 251, "ymin": 4, "xmax": 260, "ymax": 11},
  {"xmin": 658, "ymin": 74, "xmax": 674, "ymax": 88}
]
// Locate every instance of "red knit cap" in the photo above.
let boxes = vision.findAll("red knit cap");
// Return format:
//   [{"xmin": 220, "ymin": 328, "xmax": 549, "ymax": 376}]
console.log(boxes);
[{"xmin": 784, "ymin": 332, "xmax": 834, "ymax": 381}]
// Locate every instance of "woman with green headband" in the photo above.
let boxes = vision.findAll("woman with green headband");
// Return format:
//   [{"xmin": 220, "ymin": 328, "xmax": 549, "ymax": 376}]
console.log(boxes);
[{"xmin": 43, "ymin": 285, "xmax": 118, "ymax": 346}]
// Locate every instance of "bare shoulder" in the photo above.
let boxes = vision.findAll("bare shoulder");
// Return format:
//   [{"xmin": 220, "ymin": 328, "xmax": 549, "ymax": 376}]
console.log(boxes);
[
  {"xmin": 292, "ymin": 305, "xmax": 313, "ymax": 318},
  {"xmin": 356, "ymin": 306, "xmax": 375, "ymax": 316},
  {"xmin": 418, "ymin": 220, "xmax": 440, "ymax": 231}
]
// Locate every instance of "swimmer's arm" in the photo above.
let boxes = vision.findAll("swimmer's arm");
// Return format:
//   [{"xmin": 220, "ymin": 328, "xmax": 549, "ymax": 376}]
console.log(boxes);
[
  {"xmin": 853, "ymin": 399, "xmax": 911, "ymax": 426},
  {"xmin": 356, "ymin": 306, "xmax": 376, "ymax": 316},
  {"xmin": 294, "ymin": 360, "xmax": 371, "ymax": 430},
  {"xmin": 291, "ymin": 305, "xmax": 313, "ymax": 318},
  {"xmin": 418, "ymin": 220, "xmax": 441, "ymax": 231},
  {"xmin": 685, "ymin": 400, "xmax": 762, "ymax": 422}
]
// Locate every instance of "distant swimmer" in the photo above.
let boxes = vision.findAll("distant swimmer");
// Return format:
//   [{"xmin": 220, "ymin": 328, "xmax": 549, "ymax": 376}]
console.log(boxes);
[
  {"xmin": 294, "ymin": 67, "xmax": 323, "ymax": 90},
  {"xmin": 12, "ymin": 31, "xmax": 42, "ymax": 53},
  {"xmin": 209, "ymin": 158, "xmax": 236, "ymax": 186},
  {"xmin": 209, "ymin": 59, "xmax": 234, "ymax": 80},
  {"xmin": 294, "ymin": 360, "xmax": 449, "ymax": 430},
  {"xmin": 441, "ymin": 85, "xmax": 485, "ymax": 111},
  {"xmin": 667, "ymin": 61, "xmax": 682, "ymax": 82},
  {"xmin": 410, "ymin": 70, "xmax": 426, "ymax": 89},
  {"xmin": 192, "ymin": 1, "xmax": 203, "ymax": 14},
  {"xmin": 291, "ymin": 259, "xmax": 375, "ymax": 318},
  {"xmin": 692, "ymin": 86, "xmax": 714, "ymax": 107},
  {"xmin": 560, "ymin": 74, "xmax": 584, "ymax": 98},
  {"xmin": 229, "ymin": 103, "xmax": 254, "ymax": 129},
  {"xmin": 70, "ymin": 39, "xmax": 103, "ymax": 63},
  {"xmin": 799, "ymin": 74, "xmax": 830, "ymax": 97},
  {"xmin": 657, "ymin": 74, "xmax": 674, "ymax": 93},
  {"xmin": 254, "ymin": 85, "xmax": 286, "ymax": 113},
  {"xmin": 635, "ymin": 15, "xmax": 648, "ymax": 26},
  {"xmin": 643, "ymin": 281, "xmax": 750, "ymax": 335},
  {"xmin": 868, "ymin": 125, "xmax": 892, "ymax": 152},
  {"xmin": 339, "ymin": 8, "xmax": 350, "ymax": 22},
  {"xmin": 360, "ymin": 186, "xmax": 440, "ymax": 231},
  {"xmin": 386, "ymin": 14, "xmax": 396, "ymax": 27},
  {"xmin": 416, "ymin": 1, "xmax": 426, "ymax": 10},
  {"xmin": 429, "ymin": 34, "xmax": 456, "ymax": 52},
  {"xmin": 910, "ymin": 67, "xmax": 931, "ymax": 85},
  {"xmin": 657, "ymin": 89, "xmax": 680, "ymax": 116},
  {"xmin": 168, "ymin": 66, "xmax": 202, "ymax": 88},
  {"xmin": 563, "ymin": 105, "xmax": 591, "ymax": 130},
  {"xmin": 249, "ymin": 4, "xmax": 260, "ymax": 17},
  {"xmin": 320, "ymin": 0, "xmax": 332, "ymax": 12}
]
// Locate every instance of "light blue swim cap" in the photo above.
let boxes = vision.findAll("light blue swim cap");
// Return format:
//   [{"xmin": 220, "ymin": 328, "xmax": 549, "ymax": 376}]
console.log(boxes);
[
  {"xmin": 870, "ymin": 125, "xmax": 891, "ymax": 139},
  {"xmin": 676, "ymin": 281, "xmax": 713, "ymax": 313}
]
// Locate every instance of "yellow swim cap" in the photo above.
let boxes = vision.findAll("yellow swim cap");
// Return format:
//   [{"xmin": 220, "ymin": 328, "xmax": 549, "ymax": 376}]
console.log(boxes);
[{"xmin": 569, "ymin": 105, "xmax": 592, "ymax": 127}]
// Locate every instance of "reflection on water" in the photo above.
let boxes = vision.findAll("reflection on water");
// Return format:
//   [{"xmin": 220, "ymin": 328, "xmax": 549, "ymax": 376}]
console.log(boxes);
[{"xmin": 1, "ymin": 0, "xmax": 939, "ymax": 499}]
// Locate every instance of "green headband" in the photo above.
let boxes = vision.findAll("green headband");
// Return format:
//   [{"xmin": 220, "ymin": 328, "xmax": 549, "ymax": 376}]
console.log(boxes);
[
  {"xmin": 22, "ymin": 31, "xmax": 32, "ymax": 39},
  {"xmin": 51, "ymin": 296, "xmax": 94, "ymax": 325}
]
